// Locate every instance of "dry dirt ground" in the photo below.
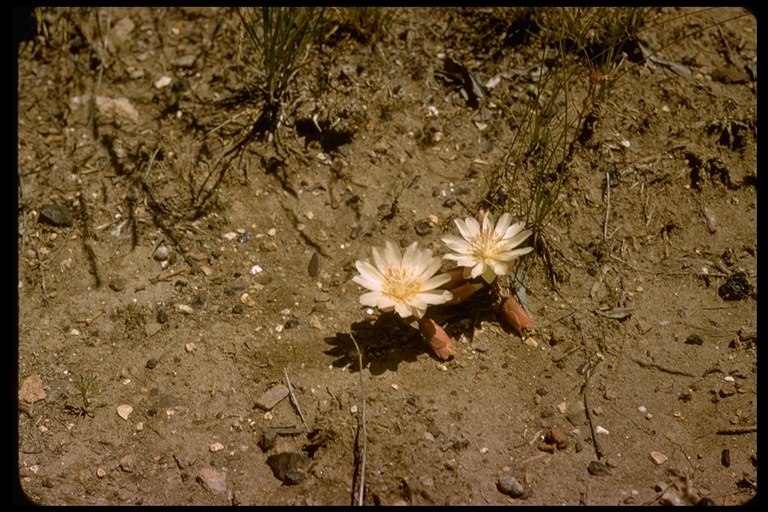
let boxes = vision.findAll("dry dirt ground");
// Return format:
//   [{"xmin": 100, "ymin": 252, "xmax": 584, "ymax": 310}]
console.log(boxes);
[{"xmin": 16, "ymin": 7, "xmax": 756, "ymax": 506}]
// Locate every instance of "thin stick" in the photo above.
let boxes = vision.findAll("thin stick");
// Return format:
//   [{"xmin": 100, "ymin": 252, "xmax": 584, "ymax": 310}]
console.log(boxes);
[
  {"xmin": 283, "ymin": 367, "xmax": 309, "ymax": 432},
  {"xmin": 581, "ymin": 359, "xmax": 603, "ymax": 460},
  {"xmin": 349, "ymin": 334, "xmax": 367, "ymax": 507},
  {"xmin": 603, "ymin": 171, "xmax": 611, "ymax": 242},
  {"xmin": 716, "ymin": 425, "xmax": 756, "ymax": 435}
]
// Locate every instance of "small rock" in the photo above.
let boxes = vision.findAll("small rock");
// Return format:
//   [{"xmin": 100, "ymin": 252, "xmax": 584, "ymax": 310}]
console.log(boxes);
[
  {"xmin": 145, "ymin": 358, "xmax": 158, "ymax": 369},
  {"xmin": 177, "ymin": 304, "xmax": 194, "ymax": 314},
  {"xmin": 308, "ymin": 252, "xmax": 322, "ymax": 277},
  {"xmin": 260, "ymin": 240, "xmax": 278, "ymax": 252},
  {"xmin": 145, "ymin": 322, "xmax": 162, "ymax": 337},
  {"xmin": 117, "ymin": 404, "xmax": 133, "ymax": 420},
  {"xmin": 414, "ymin": 220, "xmax": 432, "ymax": 236},
  {"xmin": 595, "ymin": 425, "xmax": 610, "ymax": 435},
  {"xmin": 721, "ymin": 449, "xmax": 731, "ymax": 467},
  {"xmin": 309, "ymin": 316, "xmax": 323, "ymax": 329},
  {"xmin": 157, "ymin": 309, "xmax": 169, "ymax": 323},
  {"xmin": 587, "ymin": 460, "xmax": 612, "ymax": 476},
  {"xmin": 154, "ymin": 76, "xmax": 173, "ymax": 89},
  {"xmin": 254, "ymin": 385, "xmax": 289, "ymax": 410},
  {"xmin": 38, "ymin": 203, "xmax": 74, "ymax": 227},
  {"xmin": 719, "ymin": 383, "xmax": 737, "ymax": 397},
  {"xmin": 497, "ymin": 474, "xmax": 525, "ymax": 497},
  {"xmin": 284, "ymin": 317, "xmax": 300, "ymax": 329},
  {"xmin": 153, "ymin": 246, "xmax": 170, "ymax": 261},
  {"xmin": 185, "ymin": 343, "xmax": 196, "ymax": 353},
  {"xmin": 197, "ymin": 468, "xmax": 227, "ymax": 494},
  {"xmin": 95, "ymin": 96, "xmax": 139, "ymax": 123},
  {"xmin": 109, "ymin": 278, "xmax": 126, "ymax": 292},
  {"xmin": 718, "ymin": 272, "xmax": 752, "ymax": 301},
  {"xmin": 96, "ymin": 468, "xmax": 107, "ymax": 478},
  {"xmin": 107, "ymin": 17, "xmax": 135, "ymax": 47},
  {"xmin": 685, "ymin": 333, "xmax": 704, "ymax": 345},
  {"xmin": 19, "ymin": 375, "xmax": 47, "ymax": 404},
  {"xmin": 266, "ymin": 452, "xmax": 310, "ymax": 485},
  {"xmin": 173, "ymin": 54, "xmax": 198, "ymax": 68},
  {"xmin": 210, "ymin": 442, "xmax": 225, "ymax": 453},
  {"xmin": 603, "ymin": 389, "xmax": 618, "ymax": 401},
  {"xmin": 545, "ymin": 427, "xmax": 568, "ymax": 450},
  {"xmin": 650, "ymin": 451, "xmax": 668, "ymax": 465},
  {"xmin": 119, "ymin": 454, "xmax": 137, "ymax": 472},
  {"xmin": 711, "ymin": 66, "xmax": 750, "ymax": 84}
]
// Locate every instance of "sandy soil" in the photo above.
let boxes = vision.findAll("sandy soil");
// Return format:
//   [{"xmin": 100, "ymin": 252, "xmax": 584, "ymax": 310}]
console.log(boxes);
[{"xmin": 17, "ymin": 7, "xmax": 756, "ymax": 505}]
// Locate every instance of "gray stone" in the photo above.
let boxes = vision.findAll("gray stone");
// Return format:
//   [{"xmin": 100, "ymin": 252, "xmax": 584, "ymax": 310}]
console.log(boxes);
[{"xmin": 254, "ymin": 384, "xmax": 289, "ymax": 410}]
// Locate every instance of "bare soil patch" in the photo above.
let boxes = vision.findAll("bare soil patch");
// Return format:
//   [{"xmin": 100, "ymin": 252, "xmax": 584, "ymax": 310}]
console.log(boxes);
[{"xmin": 17, "ymin": 7, "xmax": 756, "ymax": 505}]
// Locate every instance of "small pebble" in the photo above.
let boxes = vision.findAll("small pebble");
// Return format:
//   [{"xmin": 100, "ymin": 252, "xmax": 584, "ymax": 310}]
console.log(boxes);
[
  {"xmin": 38, "ymin": 203, "xmax": 74, "ymax": 227},
  {"xmin": 497, "ymin": 475, "xmax": 525, "ymax": 497},
  {"xmin": 109, "ymin": 278, "xmax": 126, "ymax": 292},
  {"xmin": 719, "ymin": 383, "xmax": 737, "ymax": 397},
  {"xmin": 210, "ymin": 442, "xmax": 225, "ymax": 452},
  {"xmin": 721, "ymin": 448, "xmax": 731, "ymax": 467},
  {"xmin": 153, "ymin": 246, "xmax": 170, "ymax": 261},
  {"xmin": 117, "ymin": 404, "xmax": 133, "ymax": 420},
  {"xmin": 414, "ymin": 220, "xmax": 432, "ymax": 236},
  {"xmin": 254, "ymin": 385, "xmax": 289, "ymax": 411},
  {"xmin": 196, "ymin": 468, "xmax": 227, "ymax": 494},
  {"xmin": 595, "ymin": 425, "xmax": 609, "ymax": 435},
  {"xmin": 650, "ymin": 451, "xmax": 668, "ymax": 465},
  {"xmin": 587, "ymin": 460, "xmax": 612, "ymax": 476}
]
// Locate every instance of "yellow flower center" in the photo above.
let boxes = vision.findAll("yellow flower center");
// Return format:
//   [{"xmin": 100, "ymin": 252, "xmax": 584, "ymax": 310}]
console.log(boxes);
[
  {"xmin": 382, "ymin": 266, "xmax": 422, "ymax": 301},
  {"xmin": 471, "ymin": 229, "xmax": 501, "ymax": 260}
]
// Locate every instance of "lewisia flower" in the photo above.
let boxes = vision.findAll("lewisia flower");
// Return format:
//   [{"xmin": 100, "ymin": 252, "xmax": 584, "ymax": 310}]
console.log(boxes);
[
  {"xmin": 353, "ymin": 241, "xmax": 453, "ymax": 319},
  {"xmin": 442, "ymin": 212, "xmax": 533, "ymax": 284}
]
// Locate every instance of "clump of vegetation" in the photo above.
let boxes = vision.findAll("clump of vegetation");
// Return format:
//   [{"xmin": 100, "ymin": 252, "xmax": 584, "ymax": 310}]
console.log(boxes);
[
  {"xmin": 67, "ymin": 372, "xmax": 99, "ymax": 418},
  {"xmin": 237, "ymin": 7, "xmax": 327, "ymax": 137},
  {"xmin": 485, "ymin": 7, "xmax": 650, "ymax": 285}
]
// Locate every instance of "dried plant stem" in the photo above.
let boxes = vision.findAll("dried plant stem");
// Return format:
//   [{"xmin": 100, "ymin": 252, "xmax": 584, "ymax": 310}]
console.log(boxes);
[
  {"xmin": 283, "ymin": 367, "xmax": 309, "ymax": 431},
  {"xmin": 349, "ymin": 334, "xmax": 367, "ymax": 506},
  {"xmin": 603, "ymin": 171, "xmax": 611, "ymax": 242}
]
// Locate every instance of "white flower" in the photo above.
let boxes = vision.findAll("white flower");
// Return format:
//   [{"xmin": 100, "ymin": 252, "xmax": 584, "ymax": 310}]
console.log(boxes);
[
  {"xmin": 353, "ymin": 241, "xmax": 453, "ymax": 319},
  {"xmin": 442, "ymin": 212, "xmax": 533, "ymax": 283}
]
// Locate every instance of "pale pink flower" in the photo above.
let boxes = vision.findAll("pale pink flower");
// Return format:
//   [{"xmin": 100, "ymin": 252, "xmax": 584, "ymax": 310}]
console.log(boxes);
[
  {"xmin": 442, "ymin": 212, "xmax": 533, "ymax": 284},
  {"xmin": 353, "ymin": 241, "xmax": 453, "ymax": 319}
]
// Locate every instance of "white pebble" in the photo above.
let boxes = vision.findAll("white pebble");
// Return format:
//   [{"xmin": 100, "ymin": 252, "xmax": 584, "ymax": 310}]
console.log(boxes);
[
  {"xmin": 595, "ymin": 425, "xmax": 610, "ymax": 435},
  {"xmin": 210, "ymin": 442, "xmax": 225, "ymax": 452},
  {"xmin": 117, "ymin": 404, "xmax": 133, "ymax": 420},
  {"xmin": 250, "ymin": 265, "xmax": 263, "ymax": 274},
  {"xmin": 638, "ymin": 405, "xmax": 647, "ymax": 413},
  {"xmin": 724, "ymin": 376, "xmax": 735, "ymax": 383},
  {"xmin": 177, "ymin": 304, "xmax": 194, "ymax": 314}
]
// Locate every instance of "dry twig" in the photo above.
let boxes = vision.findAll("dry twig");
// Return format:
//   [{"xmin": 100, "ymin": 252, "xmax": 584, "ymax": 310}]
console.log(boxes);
[
  {"xmin": 349, "ymin": 334, "xmax": 367, "ymax": 507},
  {"xmin": 283, "ymin": 367, "xmax": 309, "ymax": 432}
]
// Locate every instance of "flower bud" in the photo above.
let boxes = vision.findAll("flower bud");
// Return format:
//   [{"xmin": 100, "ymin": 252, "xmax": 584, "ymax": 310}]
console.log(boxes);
[
  {"xmin": 501, "ymin": 296, "xmax": 534, "ymax": 335},
  {"xmin": 439, "ymin": 268, "xmax": 469, "ymax": 290},
  {"xmin": 443, "ymin": 282, "xmax": 484, "ymax": 305},
  {"xmin": 418, "ymin": 317, "xmax": 455, "ymax": 360}
]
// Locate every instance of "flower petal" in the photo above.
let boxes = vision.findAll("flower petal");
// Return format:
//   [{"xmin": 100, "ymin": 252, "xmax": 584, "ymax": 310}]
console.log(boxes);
[
  {"xmin": 494, "ymin": 213, "xmax": 512, "ymax": 237},
  {"xmin": 455, "ymin": 217, "xmax": 480, "ymax": 240},
  {"xmin": 383, "ymin": 240, "xmax": 402, "ymax": 268},
  {"xmin": 354, "ymin": 260, "xmax": 385, "ymax": 291}
]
